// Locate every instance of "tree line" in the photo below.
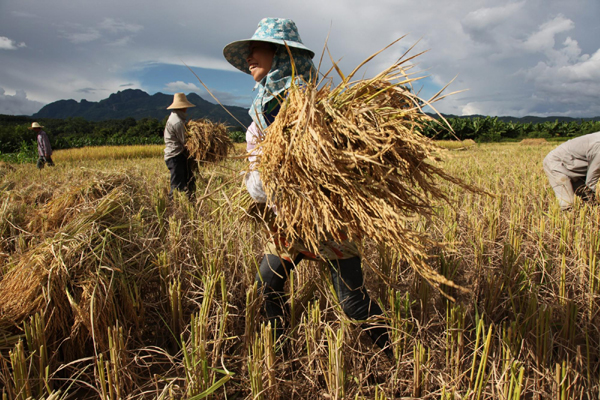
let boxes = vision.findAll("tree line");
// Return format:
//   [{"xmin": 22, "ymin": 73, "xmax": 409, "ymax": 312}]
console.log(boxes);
[
  {"xmin": 420, "ymin": 116, "xmax": 600, "ymax": 142},
  {"xmin": 1, "ymin": 114, "xmax": 600, "ymax": 158},
  {"xmin": 0, "ymin": 115, "xmax": 246, "ymax": 156}
]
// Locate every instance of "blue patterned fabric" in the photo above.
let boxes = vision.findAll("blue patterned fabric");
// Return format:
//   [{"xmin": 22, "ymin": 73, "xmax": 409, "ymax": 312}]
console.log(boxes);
[
  {"xmin": 223, "ymin": 18, "xmax": 317, "ymax": 129},
  {"xmin": 223, "ymin": 17, "xmax": 315, "ymax": 74},
  {"xmin": 250, "ymin": 46, "xmax": 317, "ymax": 129}
]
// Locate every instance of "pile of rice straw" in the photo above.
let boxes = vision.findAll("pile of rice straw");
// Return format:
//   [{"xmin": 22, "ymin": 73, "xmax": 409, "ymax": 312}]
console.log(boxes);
[
  {"xmin": 186, "ymin": 119, "xmax": 233, "ymax": 163},
  {"xmin": 255, "ymin": 47, "xmax": 482, "ymax": 289},
  {"xmin": 0, "ymin": 174, "xmax": 147, "ymax": 359},
  {"xmin": 520, "ymin": 138, "xmax": 547, "ymax": 145}
]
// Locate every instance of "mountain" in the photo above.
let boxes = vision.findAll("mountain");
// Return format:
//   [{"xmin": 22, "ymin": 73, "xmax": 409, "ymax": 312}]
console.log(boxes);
[
  {"xmin": 32, "ymin": 89, "xmax": 252, "ymax": 128},
  {"xmin": 30, "ymin": 90, "xmax": 600, "ymax": 128}
]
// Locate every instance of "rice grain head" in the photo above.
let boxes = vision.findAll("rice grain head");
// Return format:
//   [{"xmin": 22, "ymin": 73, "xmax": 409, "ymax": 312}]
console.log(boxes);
[
  {"xmin": 186, "ymin": 119, "xmax": 233, "ymax": 164},
  {"xmin": 255, "ymin": 49, "xmax": 484, "ymax": 291}
]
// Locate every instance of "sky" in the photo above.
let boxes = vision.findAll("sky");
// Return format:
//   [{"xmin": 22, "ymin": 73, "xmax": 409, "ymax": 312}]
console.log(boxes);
[{"xmin": 1, "ymin": 0, "xmax": 599, "ymax": 118}]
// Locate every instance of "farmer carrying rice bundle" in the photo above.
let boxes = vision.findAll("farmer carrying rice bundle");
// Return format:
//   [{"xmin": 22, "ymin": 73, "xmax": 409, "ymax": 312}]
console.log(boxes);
[
  {"xmin": 226, "ymin": 17, "xmax": 478, "ymax": 358},
  {"xmin": 164, "ymin": 93, "xmax": 196, "ymax": 199},
  {"xmin": 225, "ymin": 17, "xmax": 394, "ymax": 358}
]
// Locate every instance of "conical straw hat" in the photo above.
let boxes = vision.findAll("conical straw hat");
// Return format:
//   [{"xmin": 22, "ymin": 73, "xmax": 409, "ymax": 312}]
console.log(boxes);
[
  {"xmin": 167, "ymin": 93, "xmax": 196, "ymax": 110},
  {"xmin": 28, "ymin": 122, "xmax": 44, "ymax": 129}
]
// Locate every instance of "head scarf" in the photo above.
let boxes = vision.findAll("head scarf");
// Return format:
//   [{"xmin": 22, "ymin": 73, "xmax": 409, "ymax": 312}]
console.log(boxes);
[{"xmin": 250, "ymin": 46, "xmax": 317, "ymax": 130}]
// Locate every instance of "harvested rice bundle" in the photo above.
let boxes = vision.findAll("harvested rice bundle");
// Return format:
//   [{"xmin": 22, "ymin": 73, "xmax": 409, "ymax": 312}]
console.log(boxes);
[
  {"xmin": 256, "ymin": 55, "xmax": 481, "ymax": 288},
  {"xmin": 0, "ymin": 174, "xmax": 146, "ymax": 359},
  {"xmin": 520, "ymin": 138, "xmax": 547, "ymax": 145},
  {"xmin": 186, "ymin": 119, "xmax": 233, "ymax": 163}
]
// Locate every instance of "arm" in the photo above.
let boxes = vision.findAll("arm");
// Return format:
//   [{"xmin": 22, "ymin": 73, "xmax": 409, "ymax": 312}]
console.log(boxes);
[
  {"xmin": 245, "ymin": 122, "xmax": 267, "ymax": 202},
  {"xmin": 42, "ymin": 132, "xmax": 52, "ymax": 157},
  {"xmin": 38, "ymin": 132, "xmax": 51, "ymax": 157},
  {"xmin": 586, "ymin": 150, "xmax": 600, "ymax": 192},
  {"xmin": 174, "ymin": 121, "xmax": 187, "ymax": 147},
  {"xmin": 245, "ymin": 170, "xmax": 267, "ymax": 203}
]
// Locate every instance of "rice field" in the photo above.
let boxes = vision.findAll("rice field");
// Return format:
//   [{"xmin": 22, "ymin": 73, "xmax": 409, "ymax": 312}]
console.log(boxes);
[{"xmin": 1, "ymin": 141, "xmax": 599, "ymax": 399}]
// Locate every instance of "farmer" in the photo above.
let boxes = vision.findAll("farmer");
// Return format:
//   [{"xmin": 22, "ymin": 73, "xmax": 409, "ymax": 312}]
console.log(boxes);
[
  {"xmin": 543, "ymin": 131, "xmax": 600, "ymax": 210},
  {"xmin": 29, "ymin": 122, "xmax": 54, "ymax": 169},
  {"xmin": 164, "ymin": 93, "xmax": 196, "ymax": 199},
  {"xmin": 223, "ymin": 17, "xmax": 393, "ymax": 358}
]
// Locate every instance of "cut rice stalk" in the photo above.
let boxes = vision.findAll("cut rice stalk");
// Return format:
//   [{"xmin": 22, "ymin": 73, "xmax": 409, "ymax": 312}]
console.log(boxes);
[
  {"xmin": 255, "ymin": 46, "xmax": 485, "ymax": 290},
  {"xmin": 186, "ymin": 119, "xmax": 233, "ymax": 164}
]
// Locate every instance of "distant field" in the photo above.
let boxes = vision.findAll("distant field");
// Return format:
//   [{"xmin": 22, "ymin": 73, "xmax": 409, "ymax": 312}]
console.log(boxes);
[
  {"xmin": 2, "ymin": 141, "xmax": 599, "ymax": 399},
  {"xmin": 52, "ymin": 144, "xmax": 165, "ymax": 162},
  {"xmin": 50, "ymin": 140, "xmax": 474, "ymax": 163},
  {"xmin": 51, "ymin": 143, "xmax": 248, "ymax": 162}
]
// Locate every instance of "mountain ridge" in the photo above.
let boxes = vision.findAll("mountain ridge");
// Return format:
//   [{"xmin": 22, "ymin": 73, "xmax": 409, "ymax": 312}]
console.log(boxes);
[
  {"xmin": 32, "ymin": 89, "xmax": 252, "ymax": 128},
  {"xmin": 30, "ymin": 89, "xmax": 600, "ymax": 126}
]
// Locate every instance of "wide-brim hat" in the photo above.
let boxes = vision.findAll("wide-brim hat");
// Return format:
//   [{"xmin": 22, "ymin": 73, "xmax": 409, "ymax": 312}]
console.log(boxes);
[
  {"xmin": 28, "ymin": 122, "xmax": 44, "ymax": 129},
  {"xmin": 167, "ymin": 93, "xmax": 196, "ymax": 110},
  {"xmin": 223, "ymin": 17, "xmax": 315, "ymax": 74}
]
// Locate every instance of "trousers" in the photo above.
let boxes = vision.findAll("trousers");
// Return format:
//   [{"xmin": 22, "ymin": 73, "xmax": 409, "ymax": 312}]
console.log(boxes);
[
  {"xmin": 165, "ymin": 152, "xmax": 195, "ymax": 198},
  {"xmin": 256, "ymin": 253, "xmax": 391, "ymax": 352}
]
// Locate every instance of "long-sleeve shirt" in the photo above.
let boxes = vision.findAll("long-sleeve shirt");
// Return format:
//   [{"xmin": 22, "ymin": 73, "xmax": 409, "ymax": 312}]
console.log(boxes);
[
  {"xmin": 544, "ymin": 131, "xmax": 600, "ymax": 191},
  {"xmin": 37, "ymin": 130, "xmax": 52, "ymax": 157},
  {"xmin": 163, "ymin": 110, "xmax": 187, "ymax": 161},
  {"xmin": 244, "ymin": 122, "xmax": 268, "ymax": 203}
]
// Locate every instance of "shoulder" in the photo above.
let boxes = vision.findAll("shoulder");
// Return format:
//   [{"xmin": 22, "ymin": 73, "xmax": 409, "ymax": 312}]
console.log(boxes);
[{"xmin": 167, "ymin": 113, "xmax": 185, "ymax": 127}]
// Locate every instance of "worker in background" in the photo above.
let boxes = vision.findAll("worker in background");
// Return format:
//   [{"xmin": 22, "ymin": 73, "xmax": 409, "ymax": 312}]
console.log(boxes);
[{"xmin": 543, "ymin": 131, "xmax": 600, "ymax": 210}]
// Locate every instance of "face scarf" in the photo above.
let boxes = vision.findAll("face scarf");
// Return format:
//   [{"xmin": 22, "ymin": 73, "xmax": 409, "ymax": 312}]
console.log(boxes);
[{"xmin": 249, "ymin": 46, "xmax": 317, "ymax": 130}]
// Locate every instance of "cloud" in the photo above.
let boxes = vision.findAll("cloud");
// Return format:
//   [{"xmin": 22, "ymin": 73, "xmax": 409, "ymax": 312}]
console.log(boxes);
[
  {"xmin": 60, "ymin": 18, "xmax": 142, "ymax": 45},
  {"xmin": 0, "ymin": 87, "xmax": 45, "ymax": 115},
  {"xmin": 164, "ymin": 81, "xmax": 200, "ymax": 92},
  {"xmin": 120, "ymin": 83, "xmax": 135, "ymax": 87},
  {"xmin": 10, "ymin": 10, "xmax": 38, "ymax": 19},
  {"xmin": 76, "ymin": 88, "xmax": 101, "ymax": 94},
  {"xmin": 462, "ymin": 2, "xmax": 525, "ymax": 44},
  {"xmin": 0, "ymin": 36, "xmax": 26, "ymax": 50},
  {"xmin": 523, "ymin": 15, "xmax": 575, "ymax": 53},
  {"xmin": 196, "ymin": 89, "xmax": 252, "ymax": 107},
  {"xmin": 61, "ymin": 27, "xmax": 102, "ymax": 44},
  {"xmin": 99, "ymin": 18, "xmax": 143, "ymax": 34}
]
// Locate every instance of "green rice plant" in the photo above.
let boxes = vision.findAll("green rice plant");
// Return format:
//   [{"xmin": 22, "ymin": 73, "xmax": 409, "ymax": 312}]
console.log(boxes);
[
  {"xmin": 8, "ymin": 340, "xmax": 30, "ymax": 400},
  {"xmin": 96, "ymin": 322, "xmax": 128, "ymax": 400},
  {"xmin": 467, "ymin": 316, "xmax": 493, "ymax": 399},
  {"xmin": 389, "ymin": 290, "xmax": 413, "ymax": 361},
  {"xmin": 501, "ymin": 323, "xmax": 524, "ymax": 400},
  {"xmin": 215, "ymin": 275, "xmax": 229, "ymax": 355},
  {"xmin": 303, "ymin": 299, "xmax": 323, "ymax": 371},
  {"xmin": 181, "ymin": 273, "xmax": 233, "ymax": 400},
  {"xmin": 554, "ymin": 360, "xmax": 573, "ymax": 400},
  {"xmin": 23, "ymin": 313, "xmax": 50, "ymax": 396},
  {"xmin": 534, "ymin": 304, "xmax": 553, "ymax": 371},
  {"xmin": 247, "ymin": 330, "xmax": 263, "ymax": 400},
  {"xmin": 323, "ymin": 324, "xmax": 346, "ymax": 400},
  {"xmin": 412, "ymin": 340, "xmax": 430, "ymax": 398},
  {"xmin": 262, "ymin": 322, "xmax": 276, "ymax": 394},
  {"xmin": 168, "ymin": 278, "xmax": 184, "ymax": 339},
  {"xmin": 445, "ymin": 302, "xmax": 465, "ymax": 382},
  {"xmin": 247, "ymin": 322, "xmax": 277, "ymax": 400},
  {"xmin": 245, "ymin": 283, "xmax": 259, "ymax": 351}
]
